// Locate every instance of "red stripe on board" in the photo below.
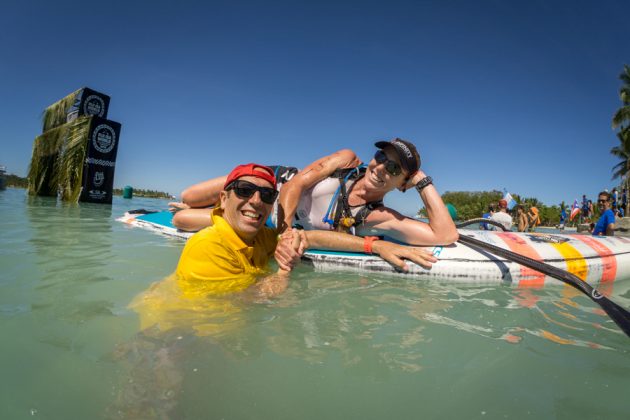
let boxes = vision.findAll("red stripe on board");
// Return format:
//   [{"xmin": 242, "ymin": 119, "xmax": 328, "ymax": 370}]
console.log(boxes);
[
  {"xmin": 496, "ymin": 232, "xmax": 545, "ymax": 288},
  {"xmin": 572, "ymin": 236, "xmax": 617, "ymax": 284}
]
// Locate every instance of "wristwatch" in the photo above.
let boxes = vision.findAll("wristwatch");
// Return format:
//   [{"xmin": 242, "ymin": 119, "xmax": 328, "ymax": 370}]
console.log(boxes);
[{"xmin": 415, "ymin": 176, "xmax": 433, "ymax": 193}]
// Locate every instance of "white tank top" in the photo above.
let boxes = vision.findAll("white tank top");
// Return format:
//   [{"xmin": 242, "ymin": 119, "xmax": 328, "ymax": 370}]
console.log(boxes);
[{"xmin": 270, "ymin": 177, "xmax": 356, "ymax": 230}]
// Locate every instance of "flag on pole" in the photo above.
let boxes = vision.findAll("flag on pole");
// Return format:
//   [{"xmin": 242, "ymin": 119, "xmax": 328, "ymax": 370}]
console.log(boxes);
[
  {"xmin": 503, "ymin": 189, "xmax": 517, "ymax": 210},
  {"xmin": 569, "ymin": 199, "xmax": 581, "ymax": 221}
]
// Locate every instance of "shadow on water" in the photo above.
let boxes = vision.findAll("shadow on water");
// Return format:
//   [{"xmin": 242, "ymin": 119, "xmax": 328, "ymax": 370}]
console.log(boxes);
[{"xmin": 26, "ymin": 195, "xmax": 116, "ymax": 343}]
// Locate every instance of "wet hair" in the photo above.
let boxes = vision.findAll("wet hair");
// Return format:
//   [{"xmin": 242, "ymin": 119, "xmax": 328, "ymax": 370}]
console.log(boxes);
[{"xmin": 598, "ymin": 191, "xmax": 611, "ymax": 201}]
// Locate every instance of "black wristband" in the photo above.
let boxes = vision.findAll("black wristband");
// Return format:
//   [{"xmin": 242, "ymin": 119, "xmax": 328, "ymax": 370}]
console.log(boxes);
[{"xmin": 414, "ymin": 176, "xmax": 433, "ymax": 193}]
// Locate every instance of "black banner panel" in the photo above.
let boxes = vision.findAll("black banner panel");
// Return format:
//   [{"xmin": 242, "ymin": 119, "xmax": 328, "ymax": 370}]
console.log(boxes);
[
  {"xmin": 79, "ymin": 117, "xmax": 122, "ymax": 204},
  {"xmin": 66, "ymin": 87, "xmax": 111, "ymax": 124}
]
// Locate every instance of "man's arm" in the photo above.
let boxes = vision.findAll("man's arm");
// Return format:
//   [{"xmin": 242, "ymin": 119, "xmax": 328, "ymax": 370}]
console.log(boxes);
[{"xmin": 276, "ymin": 149, "xmax": 360, "ymax": 232}]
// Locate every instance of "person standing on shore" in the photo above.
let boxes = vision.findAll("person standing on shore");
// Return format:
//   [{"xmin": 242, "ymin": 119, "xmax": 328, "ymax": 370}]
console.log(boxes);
[
  {"xmin": 516, "ymin": 205, "xmax": 528, "ymax": 232},
  {"xmin": 558, "ymin": 203, "xmax": 567, "ymax": 229},
  {"xmin": 580, "ymin": 194, "xmax": 590, "ymax": 223},
  {"xmin": 592, "ymin": 191, "xmax": 615, "ymax": 236},
  {"xmin": 480, "ymin": 204, "xmax": 495, "ymax": 230},
  {"xmin": 490, "ymin": 199, "xmax": 513, "ymax": 231},
  {"xmin": 527, "ymin": 206, "xmax": 540, "ymax": 231}
]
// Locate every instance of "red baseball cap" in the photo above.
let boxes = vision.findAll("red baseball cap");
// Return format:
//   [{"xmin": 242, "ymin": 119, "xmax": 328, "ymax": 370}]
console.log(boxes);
[{"xmin": 224, "ymin": 163, "xmax": 277, "ymax": 189}]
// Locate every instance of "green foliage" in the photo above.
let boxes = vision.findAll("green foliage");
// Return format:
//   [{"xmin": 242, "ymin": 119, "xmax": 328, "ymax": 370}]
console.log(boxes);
[
  {"xmin": 112, "ymin": 188, "xmax": 172, "ymax": 199},
  {"xmin": 419, "ymin": 190, "xmax": 564, "ymax": 226},
  {"xmin": 3, "ymin": 173, "xmax": 28, "ymax": 188},
  {"xmin": 433, "ymin": 190, "xmax": 503, "ymax": 221}
]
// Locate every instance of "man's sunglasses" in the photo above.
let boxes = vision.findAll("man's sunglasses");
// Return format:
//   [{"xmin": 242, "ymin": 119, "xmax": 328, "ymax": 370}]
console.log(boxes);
[
  {"xmin": 226, "ymin": 180, "xmax": 278, "ymax": 204},
  {"xmin": 598, "ymin": 198, "xmax": 609, "ymax": 203},
  {"xmin": 374, "ymin": 150, "xmax": 403, "ymax": 176}
]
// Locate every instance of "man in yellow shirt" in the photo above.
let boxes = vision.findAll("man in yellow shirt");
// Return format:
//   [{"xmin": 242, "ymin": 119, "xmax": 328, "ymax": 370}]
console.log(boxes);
[{"xmin": 176, "ymin": 163, "xmax": 438, "ymax": 298}]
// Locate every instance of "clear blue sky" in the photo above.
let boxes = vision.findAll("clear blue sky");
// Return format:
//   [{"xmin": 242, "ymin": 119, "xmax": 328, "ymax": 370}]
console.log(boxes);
[{"xmin": 2, "ymin": 0, "xmax": 628, "ymax": 215}]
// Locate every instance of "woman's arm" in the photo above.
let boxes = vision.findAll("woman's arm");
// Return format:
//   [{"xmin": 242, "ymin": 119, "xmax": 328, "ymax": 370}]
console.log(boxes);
[
  {"xmin": 180, "ymin": 176, "xmax": 228, "ymax": 208},
  {"xmin": 276, "ymin": 149, "xmax": 360, "ymax": 232},
  {"xmin": 367, "ymin": 171, "xmax": 459, "ymax": 246},
  {"xmin": 303, "ymin": 230, "xmax": 437, "ymax": 271}
]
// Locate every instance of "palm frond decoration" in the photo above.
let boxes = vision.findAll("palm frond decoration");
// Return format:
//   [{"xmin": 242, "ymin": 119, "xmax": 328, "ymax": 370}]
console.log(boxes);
[
  {"xmin": 53, "ymin": 117, "xmax": 91, "ymax": 202},
  {"xmin": 28, "ymin": 116, "xmax": 93, "ymax": 201},
  {"xmin": 41, "ymin": 89, "xmax": 81, "ymax": 132},
  {"xmin": 27, "ymin": 124, "xmax": 68, "ymax": 196}
]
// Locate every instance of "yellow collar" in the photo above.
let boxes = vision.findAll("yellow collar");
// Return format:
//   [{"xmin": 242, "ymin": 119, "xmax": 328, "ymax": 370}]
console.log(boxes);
[{"xmin": 211, "ymin": 207, "xmax": 251, "ymax": 251}]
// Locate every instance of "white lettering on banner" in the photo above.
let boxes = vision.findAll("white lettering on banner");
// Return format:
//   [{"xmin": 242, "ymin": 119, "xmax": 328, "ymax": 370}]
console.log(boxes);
[
  {"xmin": 83, "ymin": 95, "xmax": 106, "ymax": 117},
  {"xmin": 92, "ymin": 124, "xmax": 117, "ymax": 154},
  {"xmin": 85, "ymin": 157, "xmax": 116, "ymax": 167}
]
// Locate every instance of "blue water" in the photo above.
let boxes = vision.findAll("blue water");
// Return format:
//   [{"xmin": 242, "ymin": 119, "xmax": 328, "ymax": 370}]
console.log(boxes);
[{"xmin": 0, "ymin": 188, "xmax": 628, "ymax": 419}]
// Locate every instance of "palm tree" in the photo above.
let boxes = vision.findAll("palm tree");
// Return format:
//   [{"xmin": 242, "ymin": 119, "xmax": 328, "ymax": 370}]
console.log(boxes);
[
  {"xmin": 611, "ymin": 128, "xmax": 630, "ymax": 213},
  {"xmin": 612, "ymin": 65, "xmax": 630, "ymax": 131},
  {"xmin": 611, "ymin": 65, "xmax": 630, "ymax": 215}
]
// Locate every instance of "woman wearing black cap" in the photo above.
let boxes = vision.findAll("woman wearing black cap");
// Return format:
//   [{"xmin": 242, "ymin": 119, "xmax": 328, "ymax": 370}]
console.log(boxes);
[{"xmin": 275, "ymin": 138, "xmax": 458, "ymax": 247}]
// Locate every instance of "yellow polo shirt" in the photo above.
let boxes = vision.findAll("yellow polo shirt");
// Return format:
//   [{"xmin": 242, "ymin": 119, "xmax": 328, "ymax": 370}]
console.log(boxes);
[{"xmin": 176, "ymin": 207, "xmax": 278, "ymax": 297}]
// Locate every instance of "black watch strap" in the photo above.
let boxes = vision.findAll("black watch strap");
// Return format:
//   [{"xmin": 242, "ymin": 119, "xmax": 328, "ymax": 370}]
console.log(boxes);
[{"xmin": 415, "ymin": 176, "xmax": 433, "ymax": 193}]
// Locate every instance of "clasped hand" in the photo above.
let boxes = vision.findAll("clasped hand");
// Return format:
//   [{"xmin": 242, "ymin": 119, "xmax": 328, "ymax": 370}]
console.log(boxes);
[{"xmin": 274, "ymin": 229, "xmax": 308, "ymax": 272}]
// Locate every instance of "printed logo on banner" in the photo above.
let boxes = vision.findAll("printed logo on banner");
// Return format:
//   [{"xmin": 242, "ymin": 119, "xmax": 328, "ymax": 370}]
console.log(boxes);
[
  {"xmin": 92, "ymin": 124, "xmax": 117, "ymax": 154},
  {"xmin": 93, "ymin": 171, "xmax": 105, "ymax": 187},
  {"xmin": 88, "ymin": 190, "xmax": 108, "ymax": 200},
  {"xmin": 83, "ymin": 95, "xmax": 106, "ymax": 117}
]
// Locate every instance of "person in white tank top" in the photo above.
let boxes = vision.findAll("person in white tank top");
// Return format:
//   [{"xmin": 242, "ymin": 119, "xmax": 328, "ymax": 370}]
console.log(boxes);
[{"xmin": 275, "ymin": 139, "xmax": 457, "ymax": 242}]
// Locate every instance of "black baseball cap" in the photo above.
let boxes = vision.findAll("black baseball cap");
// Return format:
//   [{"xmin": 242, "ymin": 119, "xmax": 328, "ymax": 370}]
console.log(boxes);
[{"xmin": 374, "ymin": 138, "xmax": 420, "ymax": 174}]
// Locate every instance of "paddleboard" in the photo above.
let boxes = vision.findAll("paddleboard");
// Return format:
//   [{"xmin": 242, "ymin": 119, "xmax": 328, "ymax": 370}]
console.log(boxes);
[{"xmin": 118, "ymin": 210, "xmax": 630, "ymax": 286}]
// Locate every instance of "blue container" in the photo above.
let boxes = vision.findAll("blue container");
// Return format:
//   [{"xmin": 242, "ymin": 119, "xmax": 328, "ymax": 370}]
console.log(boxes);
[{"xmin": 122, "ymin": 185, "xmax": 133, "ymax": 199}]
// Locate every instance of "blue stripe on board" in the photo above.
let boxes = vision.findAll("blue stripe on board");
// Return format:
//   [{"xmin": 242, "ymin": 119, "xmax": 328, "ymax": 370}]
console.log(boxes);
[{"xmin": 136, "ymin": 211, "xmax": 176, "ymax": 228}]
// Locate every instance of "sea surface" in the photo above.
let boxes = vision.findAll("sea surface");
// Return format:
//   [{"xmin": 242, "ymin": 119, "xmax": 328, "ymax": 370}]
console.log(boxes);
[{"xmin": 0, "ymin": 187, "xmax": 628, "ymax": 419}]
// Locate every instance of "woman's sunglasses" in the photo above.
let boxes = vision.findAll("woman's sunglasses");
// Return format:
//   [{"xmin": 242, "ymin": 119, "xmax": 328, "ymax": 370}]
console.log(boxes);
[
  {"xmin": 225, "ymin": 180, "xmax": 278, "ymax": 204},
  {"xmin": 374, "ymin": 150, "xmax": 403, "ymax": 176}
]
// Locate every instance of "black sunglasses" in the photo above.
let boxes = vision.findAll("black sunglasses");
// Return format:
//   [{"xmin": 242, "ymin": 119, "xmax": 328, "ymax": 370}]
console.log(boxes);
[
  {"xmin": 597, "ymin": 198, "xmax": 609, "ymax": 203},
  {"xmin": 374, "ymin": 150, "xmax": 403, "ymax": 176},
  {"xmin": 226, "ymin": 180, "xmax": 278, "ymax": 204}
]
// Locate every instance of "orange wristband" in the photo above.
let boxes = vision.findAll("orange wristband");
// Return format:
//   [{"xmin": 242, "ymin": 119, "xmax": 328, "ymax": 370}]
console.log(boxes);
[{"xmin": 363, "ymin": 236, "xmax": 378, "ymax": 254}]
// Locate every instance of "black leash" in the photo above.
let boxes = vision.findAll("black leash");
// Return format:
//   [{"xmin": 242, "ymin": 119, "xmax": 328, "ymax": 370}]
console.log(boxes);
[{"xmin": 454, "ymin": 223, "xmax": 630, "ymax": 337}]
